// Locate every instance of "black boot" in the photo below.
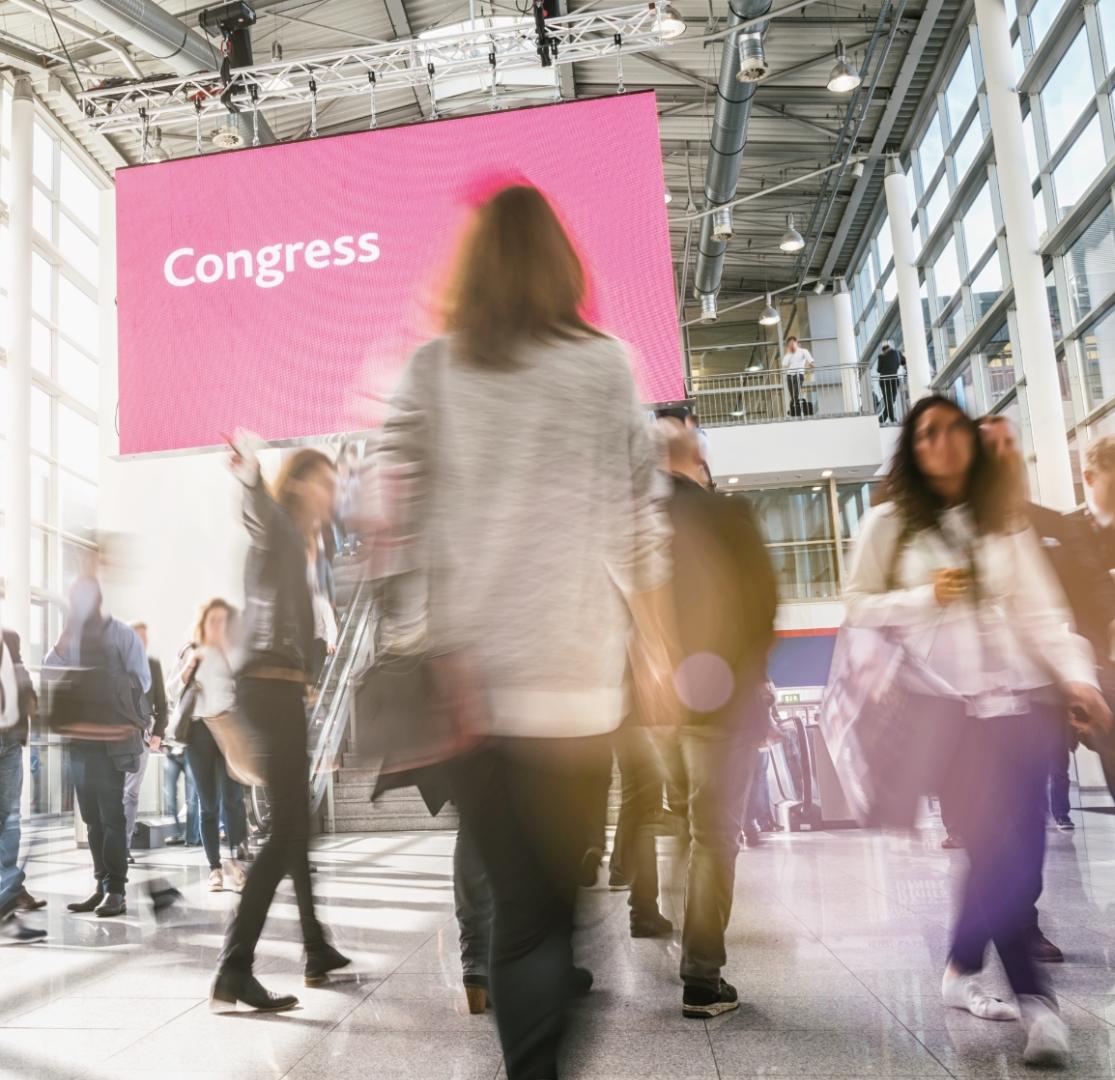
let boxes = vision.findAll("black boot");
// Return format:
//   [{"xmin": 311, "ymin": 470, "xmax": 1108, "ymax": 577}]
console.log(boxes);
[
  {"xmin": 210, "ymin": 968, "xmax": 299, "ymax": 1013},
  {"xmin": 304, "ymin": 943, "xmax": 352, "ymax": 986},
  {"xmin": 630, "ymin": 910, "xmax": 673, "ymax": 938},
  {"xmin": 94, "ymin": 893, "xmax": 126, "ymax": 918},
  {"xmin": 67, "ymin": 889, "xmax": 104, "ymax": 913}
]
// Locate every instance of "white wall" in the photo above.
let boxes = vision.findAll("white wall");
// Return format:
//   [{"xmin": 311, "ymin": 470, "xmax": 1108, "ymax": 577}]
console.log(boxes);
[{"xmin": 803, "ymin": 294, "xmax": 840, "ymax": 368}]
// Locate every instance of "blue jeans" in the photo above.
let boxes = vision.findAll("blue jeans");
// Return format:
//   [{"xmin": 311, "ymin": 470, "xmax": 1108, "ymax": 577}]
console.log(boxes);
[
  {"xmin": 163, "ymin": 751, "xmax": 200, "ymax": 844},
  {"xmin": 454, "ymin": 819, "xmax": 493, "ymax": 983},
  {"xmin": 0, "ymin": 740, "xmax": 25, "ymax": 910}
]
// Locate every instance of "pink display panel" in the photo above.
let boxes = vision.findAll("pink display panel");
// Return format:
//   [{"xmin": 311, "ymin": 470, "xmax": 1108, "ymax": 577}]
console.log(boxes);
[{"xmin": 114, "ymin": 92, "xmax": 682, "ymax": 454}]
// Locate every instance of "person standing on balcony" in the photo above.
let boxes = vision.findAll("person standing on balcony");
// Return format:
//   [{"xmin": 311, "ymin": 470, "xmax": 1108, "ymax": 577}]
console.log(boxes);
[
  {"xmin": 877, "ymin": 342, "xmax": 907, "ymax": 424},
  {"xmin": 780, "ymin": 337, "xmax": 815, "ymax": 417}
]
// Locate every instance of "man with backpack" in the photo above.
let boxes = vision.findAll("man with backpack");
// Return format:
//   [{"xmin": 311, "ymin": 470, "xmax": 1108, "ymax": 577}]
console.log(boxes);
[{"xmin": 44, "ymin": 577, "xmax": 151, "ymax": 918}]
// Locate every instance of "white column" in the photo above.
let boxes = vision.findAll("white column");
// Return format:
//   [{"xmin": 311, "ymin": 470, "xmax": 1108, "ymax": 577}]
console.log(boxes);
[
  {"xmin": 975, "ymin": 0, "xmax": 1075, "ymax": 509},
  {"xmin": 5, "ymin": 77, "xmax": 33, "ymax": 646},
  {"xmin": 833, "ymin": 279, "xmax": 862, "ymax": 411},
  {"xmin": 883, "ymin": 155, "xmax": 932, "ymax": 401}
]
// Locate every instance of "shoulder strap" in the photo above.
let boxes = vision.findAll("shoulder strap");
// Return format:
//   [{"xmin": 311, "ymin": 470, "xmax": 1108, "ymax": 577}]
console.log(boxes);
[{"xmin": 884, "ymin": 516, "xmax": 914, "ymax": 592}]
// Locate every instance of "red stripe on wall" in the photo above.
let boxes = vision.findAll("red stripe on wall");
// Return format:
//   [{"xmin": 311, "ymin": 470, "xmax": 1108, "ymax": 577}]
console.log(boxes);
[{"xmin": 775, "ymin": 628, "xmax": 838, "ymax": 638}]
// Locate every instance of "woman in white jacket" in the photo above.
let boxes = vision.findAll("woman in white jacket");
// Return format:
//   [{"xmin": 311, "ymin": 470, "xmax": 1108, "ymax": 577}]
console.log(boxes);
[{"xmin": 844, "ymin": 395, "xmax": 1109, "ymax": 1069}]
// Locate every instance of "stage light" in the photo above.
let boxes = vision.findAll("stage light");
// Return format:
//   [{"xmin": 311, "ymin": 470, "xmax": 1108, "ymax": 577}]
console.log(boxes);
[
  {"xmin": 813, "ymin": 280, "xmax": 826, "ymax": 295},
  {"xmin": 736, "ymin": 31, "xmax": 769, "ymax": 82},
  {"xmin": 711, "ymin": 206, "xmax": 733, "ymax": 241},
  {"xmin": 759, "ymin": 292, "xmax": 780, "ymax": 326},
  {"xmin": 779, "ymin": 213, "xmax": 804, "ymax": 253},
  {"xmin": 147, "ymin": 127, "xmax": 170, "ymax": 163},
  {"xmin": 655, "ymin": 2, "xmax": 687, "ymax": 39},
  {"xmin": 850, "ymin": 159, "xmax": 865, "ymax": 178},
  {"xmin": 827, "ymin": 41, "xmax": 861, "ymax": 93},
  {"xmin": 700, "ymin": 293, "xmax": 718, "ymax": 322},
  {"xmin": 212, "ymin": 114, "xmax": 244, "ymax": 149}
]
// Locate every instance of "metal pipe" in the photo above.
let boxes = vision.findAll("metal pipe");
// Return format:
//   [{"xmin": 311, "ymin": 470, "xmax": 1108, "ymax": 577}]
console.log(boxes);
[
  {"xmin": 7, "ymin": 0, "xmax": 143, "ymax": 77},
  {"xmin": 692, "ymin": 0, "xmax": 773, "ymax": 306}
]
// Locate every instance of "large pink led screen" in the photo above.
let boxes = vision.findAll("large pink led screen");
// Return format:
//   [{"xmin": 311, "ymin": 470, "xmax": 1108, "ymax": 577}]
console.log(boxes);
[{"xmin": 114, "ymin": 92, "xmax": 682, "ymax": 454}]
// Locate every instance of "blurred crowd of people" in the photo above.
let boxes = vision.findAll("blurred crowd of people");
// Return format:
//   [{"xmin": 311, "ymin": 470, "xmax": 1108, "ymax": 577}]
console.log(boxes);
[{"xmin": 1, "ymin": 184, "xmax": 1115, "ymax": 1080}]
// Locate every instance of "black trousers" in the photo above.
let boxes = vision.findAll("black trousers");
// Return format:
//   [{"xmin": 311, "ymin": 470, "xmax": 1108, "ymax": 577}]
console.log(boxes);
[
  {"xmin": 612, "ymin": 723, "xmax": 664, "ymax": 919},
  {"xmin": 452, "ymin": 735, "xmax": 612, "ymax": 1080},
  {"xmin": 72, "ymin": 742, "xmax": 128, "ymax": 895},
  {"xmin": 880, "ymin": 376, "xmax": 900, "ymax": 422},
  {"xmin": 186, "ymin": 720, "xmax": 247, "ymax": 870},
  {"xmin": 220, "ymin": 678, "xmax": 324, "ymax": 972},
  {"xmin": 949, "ymin": 708, "xmax": 1058, "ymax": 1001}
]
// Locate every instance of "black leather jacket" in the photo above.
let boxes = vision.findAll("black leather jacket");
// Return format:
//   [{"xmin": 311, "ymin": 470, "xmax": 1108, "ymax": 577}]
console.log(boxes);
[{"xmin": 239, "ymin": 475, "xmax": 315, "ymax": 676}]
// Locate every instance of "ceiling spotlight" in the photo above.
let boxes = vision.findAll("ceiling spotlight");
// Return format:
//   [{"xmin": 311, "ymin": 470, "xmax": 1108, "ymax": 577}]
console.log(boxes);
[
  {"xmin": 711, "ymin": 206, "xmax": 733, "ymax": 241},
  {"xmin": 850, "ymin": 159, "xmax": 865, "ymax": 179},
  {"xmin": 654, "ymin": 2, "xmax": 687, "ymax": 40},
  {"xmin": 147, "ymin": 126, "xmax": 170, "ymax": 163},
  {"xmin": 664, "ymin": 189, "xmax": 673, "ymax": 205},
  {"xmin": 827, "ymin": 40, "xmax": 862, "ymax": 94},
  {"xmin": 728, "ymin": 477, "xmax": 739, "ymax": 484},
  {"xmin": 779, "ymin": 213, "xmax": 804, "ymax": 253},
  {"xmin": 699, "ymin": 293, "xmax": 718, "ymax": 323},
  {"xmin": 271, "ymin": 41, "xmax": 283, "ymax": 62},
  {"xmin": 735, "ymin": 30, "xmax": 769, "ymax": 83},
  {"xmin": 813, "ymin": 280, "xmax": 826, "ymax": 295},
  {"xmin": 759, "ymin": 292, "xmax": 780, "ymax": 326},
  {"xmin": 821, "ymin": 469, "xmax": 833, "ymax": 478},
  {"xmin": 212, "ymin": 114, "xmax": 244, "ymax": 149}
]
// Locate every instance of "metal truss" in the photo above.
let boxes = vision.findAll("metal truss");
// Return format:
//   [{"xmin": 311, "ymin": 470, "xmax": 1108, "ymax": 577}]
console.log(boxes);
[{"xmin": 77, "ymin": 3, "xmax": 669, "ymax": 138}]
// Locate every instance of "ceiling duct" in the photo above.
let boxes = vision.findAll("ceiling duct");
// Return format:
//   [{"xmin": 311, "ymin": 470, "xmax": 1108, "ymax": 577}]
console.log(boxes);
[
  {"xmin": 692, "ymin": 0, "xmax": 772, "ymax": 309},
  {"xmin": 70, "ymin": 0, "xmax": 275, "ymax": 147},
  {"xmin": 735, "ymin": 30, "xmax": 768, "ymax": 83}
]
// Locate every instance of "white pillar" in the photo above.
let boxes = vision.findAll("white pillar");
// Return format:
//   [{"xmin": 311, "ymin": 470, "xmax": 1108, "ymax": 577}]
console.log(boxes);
[
  {"xmin": 833, "ymin": 279, "xmax": 862, "ymax": 411},
  {"xmin": 975, "ymin": 0, "xmax": 1075, "ymax": 509},
  {"xmin": 5, "ymin": 77, "xmax": 33, "ymax": 646},
  {"xmin": 883, "ymin": 155, "xmax": 932, "ymax": 401}
]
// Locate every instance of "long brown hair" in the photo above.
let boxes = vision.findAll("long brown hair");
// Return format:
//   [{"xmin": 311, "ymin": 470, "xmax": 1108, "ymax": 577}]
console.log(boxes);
[
  {"xmin": 272, "ymin": 448, "xmax": 335, "ymax": 525},
  {"xmin": 443, "ymin": 185, "xmax": 603, "ymax": 369},
  {"xmin": 194, "ymin": 597, "xmax": 234, "ymax": 646}
]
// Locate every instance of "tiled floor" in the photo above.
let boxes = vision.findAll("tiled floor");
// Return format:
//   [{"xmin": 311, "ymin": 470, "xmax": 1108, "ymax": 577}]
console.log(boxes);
[{"xmin": 3, "ymin": 799, "xmax": 1115, "ymax": 1080}]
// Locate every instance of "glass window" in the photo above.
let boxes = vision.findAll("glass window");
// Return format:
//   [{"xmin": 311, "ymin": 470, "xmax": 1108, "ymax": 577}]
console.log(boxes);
[
  {"xmin": 58, "ymin": 215, "xmax": 99, "ymax": 284},
  {"xmin": 951, "ymin": 360, "xmax": 977, "ymax": 413},
  {"xmin": 837, "ymin": 482, "xmax": 881, "ymax": 540},
  {"xmin": 1035, "ymin": 186, "xmax": 1048, "ymax": 237},
  {"xmin": 59, "ymin": 152, "xmax": 100, "ymax": 233},
  {"xmin": 933, "ymin": 238, "xmax": 962, "ymax": 307},
  {"xmin": 30, "ymin": 318, "xmax": 51, "ymax": 375},
  {"xmin": 954, "ymin": 117, "xmax": 983, "ymax": 181},
  {"xmin": 1041, "ymin": 31, "xmax": 1096, "ymax": 153},
  {"xmin": 743, "ymin": 487, "xmax": 833, "ymax": 542},
  {"xmin": 1081, "ymin": 305, "xmax": 1115, "ymax": 408},
  {"xmin": 30, "ymin": 385, "xmax": 50, "ymax": 455},
  {"xmin": 1029, "ymin": 0, "xmax": 1061, "ymax": 49},
  {"xmin": 972, "ymin": 249, "xmax": 1003, "ymax": 317},
  {"xmin": 983, "ymin": 323, "xmax": 1015, "ymax": 404},
  {"xmin": 32, "ymin": 187, "xmax": 52, "ymax": 242},
  {"xmin": 60, "ymin": 471, "xmax": 97, "ymax": 537},
  {"xmin": 30, "ymin": 456, "xmax": 51, "ymax": 523},
  {"xmin": 1053, "ymin": 116, "xmax": 1105, "ymax": 220},
  {"xmin": 945, "ymin": 47, "xmax": 977, "ymax": 133},
  {"xmin": 943, "ymin": 302, "xmax": 968, "ymax": 358},
  {"xmin": 58, "ymin": 341, "xmax": 98, "ymax": 408},
  {"xmin": 31, "ymin": 253, "xmax": 51, "ymax": 317},
  {"xmin": 1102, "ymin": 0, "xmax": 1115, "ymax": 74},
  {"xmin": 1022, "ymin": 112, "xmax": 1040, "ymax": 181},
  {"xmin": 918, "ymin": 112, "xmax": 945, "ymax": 189},
  {"xmin": 57, "ymin": 276, "xmax": 98, "ymax": 343},
  {"xmin": 904, "ymin": 166, "xmax": 918, "ymax": 215},
  {"xmin": 962, "ymin": 184, "xmax": 996, "ymax": 268},
  {"xmin": 876, "ymin": 215, "xmax": 893, "ymax": 271},
  {"xmin": 1012, "ymin": 35, "xmax": 1025, "ymax": 80},
  {"xmin": 1066, "ymin": 202, "xmax": 1115, "ymax": 325},
  {"xmin": 1047, "ymin": 269, "xmax": 1064, "ymax": 342},
  {"xmin": 32, "ymin": 121, "xmax": 54, "ymax": 186},
  {"xmin": 881, "ymin": 269, "xmax": 898, "ymax": 304},
  {"xmin": 30, "ymin": 528, "xmax": 50, "ymax": 591},
  {"xmin": 57, "ymin": 405, "xmax": 98, "ymax": 476},
  {"xmin": 926, "ymin": 177, "xmax": 949, "ymax": 234}
]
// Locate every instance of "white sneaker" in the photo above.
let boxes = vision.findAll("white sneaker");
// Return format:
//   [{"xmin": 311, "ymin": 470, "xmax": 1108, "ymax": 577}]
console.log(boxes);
[
  {"xmin": 941, "ymin": 968, "xmax": 1020, "ymax": 1021},
  {"xmin": 208, "ymin": 868, "xmax": 224, "ymax": 892},
  {"xmin": 223, "ymin": 859, "xmax": 247, "ymax": 892},
  {"xmin": 1020, "ymin": 995, "xmax": 1070, "ymax": 1068}
]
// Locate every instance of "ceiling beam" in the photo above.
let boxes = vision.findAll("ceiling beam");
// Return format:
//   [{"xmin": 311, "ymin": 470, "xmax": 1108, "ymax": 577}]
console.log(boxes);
[{"xmin": 818, "ymin": 0, "xmax": 946, "ymax": 277}]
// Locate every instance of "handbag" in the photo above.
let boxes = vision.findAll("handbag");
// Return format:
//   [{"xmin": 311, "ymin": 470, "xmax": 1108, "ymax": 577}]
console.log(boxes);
[
  {"xmin": 167, "ymin": 667, "xmax": 199, "ymax": 747},
  {"xmin": 204, "ymin": 710, "xmax": 268, "ymax": 788}
]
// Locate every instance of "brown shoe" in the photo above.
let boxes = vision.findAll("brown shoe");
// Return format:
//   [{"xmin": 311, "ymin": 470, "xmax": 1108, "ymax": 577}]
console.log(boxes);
[
  {"xmin": 15, "ymin": 889, "xmax": 46, "ymax": 912},
  {"xmin": 1027, "ymin": 929, "xmax": 1064, "ymax": 963},
  {"xmin": 464, "ymin": 984, "xmax": 488, "ymax": 1015}
]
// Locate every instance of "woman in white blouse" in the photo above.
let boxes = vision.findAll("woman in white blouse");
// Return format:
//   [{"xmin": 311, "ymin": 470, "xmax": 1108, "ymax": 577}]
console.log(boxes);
[
  {"xmin": 181, "ymin": 599, "xmax": 249, "ymax": 892},
  {"xmin": 845, "ymin": 395, "xmax": 1109, "ymax": 1069}
]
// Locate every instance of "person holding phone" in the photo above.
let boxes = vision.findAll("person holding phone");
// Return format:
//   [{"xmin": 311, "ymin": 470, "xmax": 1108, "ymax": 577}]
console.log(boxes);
[{"xmin": 844, "ymin": 395, "xmax": 1110, "ymax": 1069}]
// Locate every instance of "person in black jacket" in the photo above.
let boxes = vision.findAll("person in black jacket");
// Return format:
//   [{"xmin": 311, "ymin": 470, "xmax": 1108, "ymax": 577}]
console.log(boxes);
[
  {"xmin": 877, "ymin": 343, "xmax": 907, "ymax": 424},
  {"xmin": 0, "ymin": 629, "xmax": 47, "ymax": 943},
  {"xmin": 122, "ymin": 622, "xmax": 168, "ymax": 861},
  {"xmin": 210, "ymin": 438, "xmax": 350, "ymax": 1013},
  {"xmin": 655, "ymin": 419, "xmax": 778, "ymax": 1018}
]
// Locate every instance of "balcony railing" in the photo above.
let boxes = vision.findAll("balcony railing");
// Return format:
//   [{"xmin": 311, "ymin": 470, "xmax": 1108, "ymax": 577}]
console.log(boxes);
[{"xmin": 687, "ymin": 364, "xmax": 909, "ymax": 428}]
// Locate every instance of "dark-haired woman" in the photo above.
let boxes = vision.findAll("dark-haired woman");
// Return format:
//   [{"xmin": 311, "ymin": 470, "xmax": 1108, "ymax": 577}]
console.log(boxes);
[
  {"xmin": 375, "ymin": 185, "xmax": 672, "ymax": 1080},
  {"xmin": 845, "ymin": 395, "xmax": 1109, "ymax": 1069},
  {"xmin": 210, "ymin": 444, "xmax": 350, "ymax": 1012}
]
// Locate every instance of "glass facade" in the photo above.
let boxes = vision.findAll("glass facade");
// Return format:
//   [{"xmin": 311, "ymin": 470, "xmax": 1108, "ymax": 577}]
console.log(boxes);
[
  {"xmin": 847, "ymin": 0, "xmax": 1115, "ymax": 484},
  {"xmin": 0, "ymin": 78, "xmax": 105, "ymax": 816}
]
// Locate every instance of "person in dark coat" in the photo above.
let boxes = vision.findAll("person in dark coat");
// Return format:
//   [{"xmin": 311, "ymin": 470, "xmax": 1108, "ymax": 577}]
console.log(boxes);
[{"xmin": 877, "ymin": 342, "xmax": 907, "ymax": 424}]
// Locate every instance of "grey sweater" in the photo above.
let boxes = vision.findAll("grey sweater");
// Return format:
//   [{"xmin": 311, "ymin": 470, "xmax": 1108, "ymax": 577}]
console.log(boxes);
[{"xmin": 373, "ymin": 334, "xmax": 671, "ymax": 738}]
